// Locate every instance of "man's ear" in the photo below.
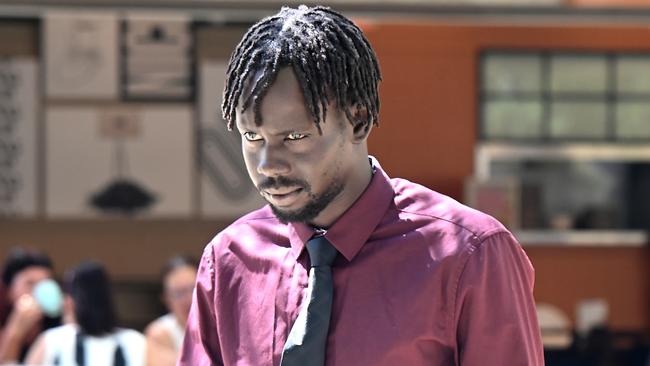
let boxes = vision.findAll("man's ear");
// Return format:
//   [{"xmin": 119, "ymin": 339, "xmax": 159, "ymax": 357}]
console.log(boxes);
[{"xmin": 349, "ymin": 107, "xmax": 372, "ymax": 143}]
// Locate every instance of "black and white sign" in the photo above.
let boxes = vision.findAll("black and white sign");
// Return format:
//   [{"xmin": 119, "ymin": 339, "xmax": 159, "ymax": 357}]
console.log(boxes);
[
  {"xmin": 0, "ymin": 58, "xmax": 38, "ymax": 217},
  {"xmin": 123, "ymin": 13, "xmax": 193, "ymax": 100},
  {"xmin": 44, "ymin": 11, "xmax": 119, "ymax": 100}
]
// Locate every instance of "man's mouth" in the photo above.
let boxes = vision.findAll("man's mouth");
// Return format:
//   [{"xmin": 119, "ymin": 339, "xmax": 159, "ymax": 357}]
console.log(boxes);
[{"xmin": 262, "ymin": 187, "xmax": 304, "ymax": 207}]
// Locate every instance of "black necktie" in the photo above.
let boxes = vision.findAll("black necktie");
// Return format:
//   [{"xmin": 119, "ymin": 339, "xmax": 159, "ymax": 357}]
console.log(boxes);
[{"xmin": 280, "ymin": 236, "xmax": 338, "ymax": 366}]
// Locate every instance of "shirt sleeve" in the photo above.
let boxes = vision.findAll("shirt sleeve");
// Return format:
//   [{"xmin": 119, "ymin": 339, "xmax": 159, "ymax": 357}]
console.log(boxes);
[
  {"xmin": 453, "ymin": 231, "xmax": 544, "ymax": 366},
  {"xmin": 177, "ymin": 244, "xmax": 223, "ymax": 366}
]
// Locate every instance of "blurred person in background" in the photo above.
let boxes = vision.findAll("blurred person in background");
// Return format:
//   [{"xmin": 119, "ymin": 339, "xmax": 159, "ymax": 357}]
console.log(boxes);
[
  {"xmin": 144, "ymin": 256, "xmax": 197, "ymax": 366},
  {"xmin": 0, "ymin": 248, "xmax": 61, "ymax": 364},
  {"xmin": 25, "ymin": 261, "xmax": 145, "ymax": 366}
]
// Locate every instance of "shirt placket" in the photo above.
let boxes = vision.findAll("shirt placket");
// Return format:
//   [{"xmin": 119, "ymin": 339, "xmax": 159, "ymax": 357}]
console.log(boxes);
[{"xmin": 273, "ymin": 249, "xmax": 310, "ymax": 365}]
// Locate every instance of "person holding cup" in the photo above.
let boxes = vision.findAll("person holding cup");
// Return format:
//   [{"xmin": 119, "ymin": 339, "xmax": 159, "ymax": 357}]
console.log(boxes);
[
  {"xmin": 0, "ymin": 248, "xmax": 62, "ymax": 364},
  {"xmin": 24, "ymin": 261, "xmax": 145, "ymax": 366}
]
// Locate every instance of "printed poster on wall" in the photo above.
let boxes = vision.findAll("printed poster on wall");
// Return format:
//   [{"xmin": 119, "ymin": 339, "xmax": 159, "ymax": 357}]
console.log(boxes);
[
  {"xmin": 43, "ymin": 11, "xmax": 119, "ymax": 100},
  {"xmin": 45, "ymin": 105, "xmax": 193, "ymax": 218},
  {"xmin": 0, "ymin": 58, "xmax": 39, "ymax": 217},
  {"xmin": 198, "ymin": 61, "xmax": 264, "ymax": 218},
  {"xmin": 123, "ymin": 13, "xmax": 193, "ymax": 100}
]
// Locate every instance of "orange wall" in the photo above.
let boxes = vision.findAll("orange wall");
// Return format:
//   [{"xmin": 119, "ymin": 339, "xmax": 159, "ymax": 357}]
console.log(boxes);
[
  {"xmin": 526, "ymin": 246, "xmax": 649, "ymax": 331},
  {"xmin": 364, "ymin": 22, "xmax": 476, "ymax": 199}
]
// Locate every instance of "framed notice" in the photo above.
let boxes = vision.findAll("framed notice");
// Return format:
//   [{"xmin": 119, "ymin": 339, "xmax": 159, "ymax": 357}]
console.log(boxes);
[
  {"xmin": 0, "ymin": 58, "xmax": 39, "ymax": 217},
  {"xmin": 43, "ymin": 11, "xmax": 119, "ymax": 100},
  {"xmin": 123, "ymin": 13, "xmax": 193, "ymax": 100},
  {"xmin": 198, "ymin": 61, "xmax": 264, "ymax": 218}
]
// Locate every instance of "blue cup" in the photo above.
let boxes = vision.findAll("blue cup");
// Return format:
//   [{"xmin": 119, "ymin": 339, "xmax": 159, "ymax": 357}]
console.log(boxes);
[{"xmin": 32, "ymin": 279, "xmax": 63, "ymax": 317}]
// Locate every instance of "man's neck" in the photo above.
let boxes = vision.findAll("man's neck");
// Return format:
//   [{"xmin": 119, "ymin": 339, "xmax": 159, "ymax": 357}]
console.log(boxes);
[{"xmin": 308, "ymin": 155, "xmax": 373, "ymax": 228}]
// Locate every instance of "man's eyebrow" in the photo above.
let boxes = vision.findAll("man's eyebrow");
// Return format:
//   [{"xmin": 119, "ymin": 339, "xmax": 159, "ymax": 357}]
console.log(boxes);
[{"xmin": 272, "ymin": 128, "xmax": 309, "ymax": 136}]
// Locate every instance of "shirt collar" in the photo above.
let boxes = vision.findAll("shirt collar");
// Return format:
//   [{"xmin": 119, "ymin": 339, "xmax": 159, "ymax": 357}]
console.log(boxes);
[{"xmin": 289, "ymin": 156, "xmax": 394, "ymax": 262}]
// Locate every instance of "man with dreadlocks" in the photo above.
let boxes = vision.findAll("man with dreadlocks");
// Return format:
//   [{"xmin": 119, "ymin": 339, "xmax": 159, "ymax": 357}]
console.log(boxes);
[{"xmin": 180, "ymin": 5, "xmax": 543, "ymax": 366}]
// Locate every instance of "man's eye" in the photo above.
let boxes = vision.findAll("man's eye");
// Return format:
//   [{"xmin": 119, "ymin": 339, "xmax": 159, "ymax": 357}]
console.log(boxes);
[
  {"xmin": 286, "ymin": 133, "xmax": 307, "ymax": 141},
  {"xmin": 243, "ymin": 132, "xmax": 262, "ymax": 141}
]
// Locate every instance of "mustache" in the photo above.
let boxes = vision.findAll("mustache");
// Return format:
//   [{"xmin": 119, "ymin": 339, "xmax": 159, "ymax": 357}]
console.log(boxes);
[{"xmin": 257, "ymin": 176, "xmax": 308, "ymax": 191}]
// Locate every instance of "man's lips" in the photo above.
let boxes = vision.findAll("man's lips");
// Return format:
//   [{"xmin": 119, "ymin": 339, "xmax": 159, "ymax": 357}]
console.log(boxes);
[
  {"xmin": 262, "ymin": 186, "xmax": 303, "ymax": 195},
  {"xmin": 262, "ymin": 187, "xmax": 304, "ymax": 206}
]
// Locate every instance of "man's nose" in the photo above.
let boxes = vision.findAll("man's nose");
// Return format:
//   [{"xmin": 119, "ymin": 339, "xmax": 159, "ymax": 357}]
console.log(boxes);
[{"xmin": 257, "ymin": 144, "xmax": 291, "ymax": 177}]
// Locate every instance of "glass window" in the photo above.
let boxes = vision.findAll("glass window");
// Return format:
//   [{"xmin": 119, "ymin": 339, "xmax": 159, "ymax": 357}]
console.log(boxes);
[
  {"xmin": 550, "ymin": 102, "xmax": 607, "ymax": 139},
  {"xmin": 480, "ymin": 51, "xmax": 650, "ymax": 142},
  {"xmin": 616, "ymin": 102, "xmax": 650, "ymax": 139},
  {"xmin": 483, "ymin": 101, "xmax": 543, "ymax": 139},
  {"xmin": 550, "ymin": 55, "xmax": 608, "ymax": 94},
  {"xmin": 617, "ymin": 56, "xmax": 650, "ymax": 94},
  {"xmin": 489, "ymin": 160, "xmax": 650, "ymax": 230},
  {"xmin": 483, "ymin": 54, "xmax": 542, "ymax": 94}
]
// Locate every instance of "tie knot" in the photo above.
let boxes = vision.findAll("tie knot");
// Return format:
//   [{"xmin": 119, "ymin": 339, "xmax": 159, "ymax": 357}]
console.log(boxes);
[{"xmin": 306, "ymin": 236, "xmax": 338, "ymax": 267}]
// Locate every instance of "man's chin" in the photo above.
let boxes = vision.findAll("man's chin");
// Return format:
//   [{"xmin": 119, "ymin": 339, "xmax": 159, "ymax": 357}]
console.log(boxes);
[
  {"xmin": 265, "ymin": 180, "xmax": 344, "ymax": 225},
  {"xmin": 269, "ymin": 204, "xmax": 313, "ymax": 224}
]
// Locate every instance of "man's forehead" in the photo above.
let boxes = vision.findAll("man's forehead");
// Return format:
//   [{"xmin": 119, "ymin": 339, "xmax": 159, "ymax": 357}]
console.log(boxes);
[
  {"xmin": 236, "ymin": 68, "xmax": 311, "ymax": 126},
  {"xmin": 234, "ymin": 69, "xmax": 281, "ymax": 121}
]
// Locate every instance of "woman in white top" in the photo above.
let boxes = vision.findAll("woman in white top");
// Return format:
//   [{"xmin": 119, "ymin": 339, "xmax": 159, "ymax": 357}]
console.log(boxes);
[
  {"xmin": 144, "ymin": 256, "xmax": 197, "ymax": 366},
  {"xmin": 25, "ymin": 261, "xmax": 145, "ymax": 366}
]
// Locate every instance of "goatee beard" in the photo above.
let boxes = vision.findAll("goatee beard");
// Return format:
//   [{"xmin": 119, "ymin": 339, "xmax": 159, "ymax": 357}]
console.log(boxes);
[{"xmin": 267, "ymin": 181, "xmax": 344, "ymax": 224}]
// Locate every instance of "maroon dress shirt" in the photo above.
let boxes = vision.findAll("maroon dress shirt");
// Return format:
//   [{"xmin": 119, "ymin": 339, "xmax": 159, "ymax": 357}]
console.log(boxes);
[{"xmin": 179, "ymin": 158, "xmax": 544, "ymax": 366}]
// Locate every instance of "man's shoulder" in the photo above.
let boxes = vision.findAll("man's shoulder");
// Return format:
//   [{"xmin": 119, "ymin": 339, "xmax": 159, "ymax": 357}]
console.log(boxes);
[
  {"xmin": 204, "ymin": 205, "xmax": 285, "ymax": 252},
  {"xmin": 390, "ymin": 177, "xmax": 508, "ymax": 241}
]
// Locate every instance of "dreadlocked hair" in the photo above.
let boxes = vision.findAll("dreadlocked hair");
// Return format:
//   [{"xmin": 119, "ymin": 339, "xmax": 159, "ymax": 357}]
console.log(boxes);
[{"xmin": 222, "ymin": 5, "xmax": 381, "ymax": 134}]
